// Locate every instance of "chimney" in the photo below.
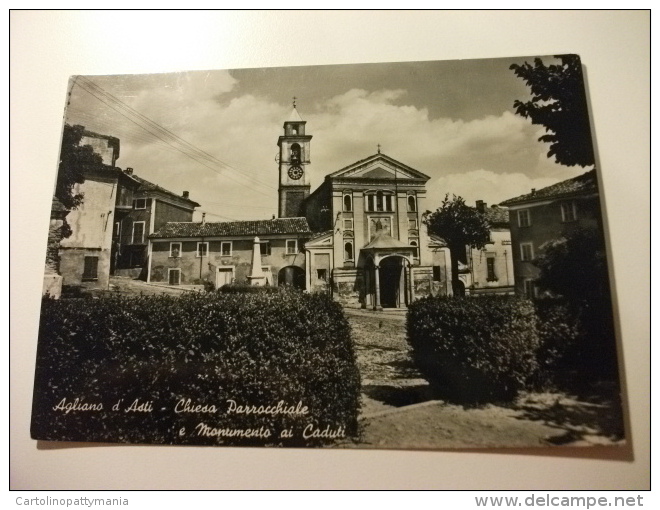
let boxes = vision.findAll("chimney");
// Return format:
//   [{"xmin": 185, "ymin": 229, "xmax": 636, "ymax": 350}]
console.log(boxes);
[
  {"xmin": 125, "ymin": 167, "xmax": 133, "ymax": 175},
  {"xmin": 182, "ymin": 191, "xmax": 189, "ymax": 199},
  {"xmin": 272, "ymin": 214, "xmax": 275, "ymax": 220},
  {"xmin": 201, "ymin": 212, "xmax": 206, "ymax": 224},
  {"xmin": 476, "ymin": 200, "xmax": 486, "ymax": 213},
  {"xmin": 531, "ymin": 188, "xmax": 536, "ymax": 196}
]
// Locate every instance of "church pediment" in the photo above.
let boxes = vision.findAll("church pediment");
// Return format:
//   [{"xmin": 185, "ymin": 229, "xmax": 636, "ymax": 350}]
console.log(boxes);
[{"xmin": 327, "ymin": 153, "xmax": 430, "ymax": 182}]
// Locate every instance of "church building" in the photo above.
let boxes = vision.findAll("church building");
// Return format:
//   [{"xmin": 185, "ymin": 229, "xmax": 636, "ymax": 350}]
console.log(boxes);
[{"xmin": 277, "ymin": 103, "xmax": 452, "ymax": 308}]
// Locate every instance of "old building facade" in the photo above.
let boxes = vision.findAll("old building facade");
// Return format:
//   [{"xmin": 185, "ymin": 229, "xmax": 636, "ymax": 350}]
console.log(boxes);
[
  {"xmin": 147, "ymin": 218, "xmax": 310, "ymax": 288},
  {"xmin": 499, "ymin": 170, "xmax": 601, "ymax": 298},
  {"xmin": 113, "ymin": 170, "xmax": 199, "ymax": 277}
]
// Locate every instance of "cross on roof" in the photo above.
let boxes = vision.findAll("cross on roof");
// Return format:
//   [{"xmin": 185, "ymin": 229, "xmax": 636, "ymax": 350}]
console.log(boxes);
[{"xmin": 293, "ymin": 96, "xmax": 297, "ymax": 108}]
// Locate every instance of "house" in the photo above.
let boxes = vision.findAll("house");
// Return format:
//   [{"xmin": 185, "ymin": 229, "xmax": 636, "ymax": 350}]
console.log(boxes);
[
  {"xmin": 458, "ymin": 201, "xmax": 515, "ymax": 296},
  {"xmin": 58, "ymin": 130, "xmax": 141, "ymax": 290},
  {"xmin": 147, "ymin": 218, "xmax": 311, "ymax": 288},
  {"xmin": 113, "ymin": 169, "xmax": 200, "ymax": 277},
  {"xmin": 499, "ymin": 169, "xmax": 601, "ymax": 297}
]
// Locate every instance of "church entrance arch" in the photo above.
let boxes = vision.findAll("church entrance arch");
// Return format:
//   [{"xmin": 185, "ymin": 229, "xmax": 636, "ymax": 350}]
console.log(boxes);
[
  {"xmin": 378, "ymin": 255, "xmax": 408, "ymax": 308},
  {"xmin": 278, "ymin": 265, "xmax": 305, "ymax": 289}
]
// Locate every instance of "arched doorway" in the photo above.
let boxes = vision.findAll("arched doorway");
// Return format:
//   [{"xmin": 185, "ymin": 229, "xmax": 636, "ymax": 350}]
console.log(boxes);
[
  {"xmin": 379, "ymin": 256, "xmax": 407, "ymax": 308},
  {"xmin": 278, "ymin": 265, "xmax": 305, "ymax": 289}
]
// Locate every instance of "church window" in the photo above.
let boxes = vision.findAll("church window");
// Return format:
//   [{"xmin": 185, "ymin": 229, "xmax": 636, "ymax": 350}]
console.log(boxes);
[
  {"xmin": 286, "ymin": 239, "xmax": 298, "ymax": 254},
  {"xmin": 408, "ymin": 195, "xmax": 417, "ymax": 212},
  {"xmin": 409, "ymin": 238, "xmax": 419, "ymax": 259},
  {"xmin": 376, "ymin": 191, "xmax": 384, "ymax": 211},
  {"xmin": 384, "ymin": 194, "xmax": 393, "ymax": 212},
  {"xmin": 344, "ymin": 241, "xmax": 354, "ymax": 262},
  {"xmin": 343, "ymin": 194, "xmax": 352, "ymax": 211},
  {"xmin": 221, "ymin": 242, "xmax": 232, "ymax": 256},
  {"xmin": 290, "ymin": 143, "xmax": 301, "ymax": 164}
]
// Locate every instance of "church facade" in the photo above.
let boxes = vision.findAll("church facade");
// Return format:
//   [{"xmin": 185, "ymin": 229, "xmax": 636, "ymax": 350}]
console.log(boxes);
[{"xmin": 277, "ymin": 105, "xmax": 452, "ymax": 309}]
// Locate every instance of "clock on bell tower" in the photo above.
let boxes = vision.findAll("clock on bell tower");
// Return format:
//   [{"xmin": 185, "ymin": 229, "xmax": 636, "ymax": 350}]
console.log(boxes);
[{"xmin": 277, "ymin": 98, "xmax": 312, "ymax": 218}]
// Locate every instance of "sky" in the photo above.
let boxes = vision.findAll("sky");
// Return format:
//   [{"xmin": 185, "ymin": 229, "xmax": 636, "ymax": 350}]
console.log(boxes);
[{"xmin": 62, "ymin": 55, "xmax": 593, "ymax": 222}]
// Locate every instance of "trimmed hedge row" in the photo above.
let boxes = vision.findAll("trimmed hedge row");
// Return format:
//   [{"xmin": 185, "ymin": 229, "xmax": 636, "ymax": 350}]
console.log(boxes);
[
  {"xmin": 407, "ymin": 296, "xmax": 539, "ymax": 403},
  {"xmin": 31, "ymin": 290, "xmax": 360, "ymax": 446}
]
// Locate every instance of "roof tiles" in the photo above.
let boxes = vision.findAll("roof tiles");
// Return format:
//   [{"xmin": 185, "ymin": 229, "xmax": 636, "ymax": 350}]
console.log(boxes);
[
  {"xmin": 151, "ymin": 217, "xmax": 311, "ymax": 239},
  {"xmin": 500, "ymin": 170, "xmax": 598, "ymax": 207}
]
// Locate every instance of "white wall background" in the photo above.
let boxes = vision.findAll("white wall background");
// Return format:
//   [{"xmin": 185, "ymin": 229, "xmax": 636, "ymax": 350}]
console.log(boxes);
[{"xmin": 9, "ymin": 10, "xmax": 650, "ymax": 490}]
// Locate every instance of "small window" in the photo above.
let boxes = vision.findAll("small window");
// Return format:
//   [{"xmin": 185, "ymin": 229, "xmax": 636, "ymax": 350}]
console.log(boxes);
[
  {"xmin": 407, "ymin": 195, "xmax": 416, "ymax": 212},
  {"xmin": 520, "ymin": 242, "xmax": 534, "ymax": 262},
  {"xmin": 561, "ymin": 202, "xmax": 577, "ymax": 222},
  {"xmin": 517, "ymin": 209, "xmax": 531, "ymax": 228},
  {"xmin": 376, "ymin": 191, "xmax": 384, "ymax": 212},
  {"xmin": 82, "ymin": 256, "xmax": 99, "ymax": 280},
  {"xmin": 408, "ymin": 218, "xmax": 418, "ymax": 230},
  {"xmin": 487, "ymin": 256, "xmax": 497, "ymax": 281},
  {"xmin": 197, "ymin": 242, "xmax": 208, "ymax": 257},
  {"xmin": 344, "ymin": 241, "xmax": 354, "ymax": 261},
  {"xmin": 317, "ymin": 269, "xmax": 328, "ymax": 281},
  {"xmin": 170, "ymin": 242, "xmax": 181, "ymax": 258},
  {"xmin": 260, "ymin": 241, "xmax": 271, "ymax": 256},
  {"xmin": 168, "ymin": 268, "xmax": 181, "ymax": 286},
  {"xmin": 409, "ymin": 238, "xmax": 419, "ymax": 259},
  {"xmin": 286, "ymin": 239, "xmax": 298, "ymax": 255},
  {"xmin": 343, "ymin": 194, "xmax": 352, "ymax": 212},
  {"xmin": 132, "ymin": 222, "xmax": 145, "ymax": 244},
  {"xmin": 221, "ymin": 242, "xmax": 232, "ymax": 256},
  {"xmin": 113, "ymin": 221, "xmax": 121, "ymax": 238},
  {"xmin": 343, "ymin": 219, "xmax": 354, "ymax": 231},
  {"xmin": 432, "ymin": 265, "xmax": 442, "ymax": 282},
  {"xmin": 524, "ymin": 279, "xmax": 536, "ymax": 299},
  {"xmin": 135, "ymin": 198, "xmax": 147, "ymax": 210}
]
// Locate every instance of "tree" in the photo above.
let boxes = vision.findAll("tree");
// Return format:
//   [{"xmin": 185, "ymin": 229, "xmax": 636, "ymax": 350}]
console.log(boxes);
[
  {"xmin": 55, "ymin": 124, "xmax": 104, "ymax": 210},
  {"xmin": 423, "ymin": 195, "xmax": 491, "ymax": 296},
  {"xmin": 510, "ymin": 54, "xmax": 594, "ymax": 167},
  {"xmin": 534, "ymin": 226, "xmax": 617, "ymax": 377}
]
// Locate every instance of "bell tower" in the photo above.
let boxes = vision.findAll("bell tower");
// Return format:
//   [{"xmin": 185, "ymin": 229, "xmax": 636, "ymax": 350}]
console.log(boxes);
[{"xmin": 277, "ymin": 98, "xmax": 312, "ymax": 218}]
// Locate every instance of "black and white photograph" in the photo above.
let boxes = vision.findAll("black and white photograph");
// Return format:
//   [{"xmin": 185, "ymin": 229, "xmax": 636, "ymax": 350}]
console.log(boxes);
[{"xmin": 28, "ymin": 54, "xmax": 627, "ymax": 450}]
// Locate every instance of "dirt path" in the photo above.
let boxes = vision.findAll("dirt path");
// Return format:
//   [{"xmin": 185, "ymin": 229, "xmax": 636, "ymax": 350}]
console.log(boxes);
[{"xmin": 343, "ymin": 308, "xmax": 625, "ymax": 449}]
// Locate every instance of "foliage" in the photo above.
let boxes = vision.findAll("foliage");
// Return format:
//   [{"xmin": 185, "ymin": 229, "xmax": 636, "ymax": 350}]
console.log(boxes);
[
  {"xmin": 56, "ymin": 124, "xmax": 104, "ymax": 210},
  {"xmin": 534, "ymin": 227, "xmax": 618, "ymax": 379},
  {"xmin": 423, "ymin": 195, "xmax": 491, "ymax": 295},
  {"xmin": 532, "ymin": 298, "xmax": 580, "ymax": 387},
  {"xmin": 510, "ymin": 54, "xmax": 594, "ymax": 167},
  {"xmin": 407, "ymin": 295, "xmax": 539, "ymax": 403},
  {"xmin": 219, "ymin": 283, "xmax": 281, "ymax": 294},
  {"xmin": 32, "ymin": 291, "xmax": 361, "ymax": 446}
]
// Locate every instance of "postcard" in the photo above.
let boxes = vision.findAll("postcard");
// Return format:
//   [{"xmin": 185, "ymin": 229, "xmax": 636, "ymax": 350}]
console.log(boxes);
[{"xmin": 31, "ymin": 55, "xmax": 624, "ymax": 448}]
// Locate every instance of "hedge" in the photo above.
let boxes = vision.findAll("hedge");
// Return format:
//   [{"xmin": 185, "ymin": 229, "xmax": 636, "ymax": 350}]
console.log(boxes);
[
  {"xmin": 31, "ymin": 290, "xmax": 361, "ymax": 446},
  {"xmin": 407, "ymin": 296, "xmax": 539, "ymax": 403}
]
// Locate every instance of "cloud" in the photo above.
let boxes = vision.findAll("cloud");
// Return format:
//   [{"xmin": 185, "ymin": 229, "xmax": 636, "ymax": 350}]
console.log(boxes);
[
  {"xmin": 426, "ymin": 168, "xmax": 581, "ymax": 211},
  {"xmin": 65, "ymin": 74, "xmax": 584, "ymax": 221}
]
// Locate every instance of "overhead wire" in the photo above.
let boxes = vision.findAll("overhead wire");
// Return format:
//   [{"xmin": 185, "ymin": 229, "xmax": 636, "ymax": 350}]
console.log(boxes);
[{"xmin": 73, "ymin": 77, "xmax": 277, "ymax": 197}]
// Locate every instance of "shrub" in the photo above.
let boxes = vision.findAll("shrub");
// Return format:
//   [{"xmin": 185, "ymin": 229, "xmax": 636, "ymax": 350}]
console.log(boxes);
[
  {"xmin": 219, "ymin": 283, "xmax": 280, "ymax": 294},
  {"xmin": 407, "ymin": 296, "xmax": 539, "ymax": 403},
  {"xmin": 31, "ymin": 292, "xmax": 360, "ymax": 446}
]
